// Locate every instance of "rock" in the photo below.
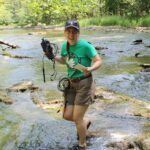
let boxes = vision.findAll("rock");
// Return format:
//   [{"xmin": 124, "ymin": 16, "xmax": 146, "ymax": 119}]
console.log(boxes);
[
  {"xmin": 142, "ymin": 138, "xmax": 150, "ymax": 150},
  {"xmin": 94, "ymin": 94, "xmax": 104, "ymax": 99},
  {"xmin": 139, "ymin": 64, "xmax": 150, "ymax": 69},
  {"xmin": 145, "ymin": 45, "xmax": 150, "ymax": 48},
  {"xmin": 135, "ymin": 52, "xmax": 140, "ymax": 57},
  {"xmin": 28, "ymin": 32, "xmax": 46, "ymax": 35},
  {"xmin": 134, "ymin": 135, "xmax": 150, "ymax": 150},
  {"xmin": 141, "ymin": 68, "xmax": 150, "ymax": 72},
  {"xmin": 118, "ymin": 51, "xmax": 124, "ymax": 53},
  {"xmin": 106, "ymin": 133, "xmax": 150, "ymax": 150},
  {"xmin": 133, "ymin": 39, "xmax": 143, "ymax": 45},
  {"xmin": 31, "ymin": 95, "xmax": 41, "ymax": 105},
  {"xmin": 106, "ymin": 140, "xmax": 136, "ymax": 150},
  {"xmin": 0, "ymin": 92, "xmax": 13, "ymax": 104},
  {"xmin": 133, "ymin": 112, "xmax": 142, "ymax": 117},
  {"xmin": 7, "ymin": 81, "xmax": 39, "ymax": 92},
  {"xmin": 95, "ymin": 46, "xmax": 108, "ymax": 50}
]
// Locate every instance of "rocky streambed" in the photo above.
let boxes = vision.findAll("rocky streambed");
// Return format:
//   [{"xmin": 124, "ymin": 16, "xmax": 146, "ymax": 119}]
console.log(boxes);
[
  {"xmin": 0, "ymin": 80, "xmax": 150, "ymax": 150},
  {"xmin": 0, "ymin": 28, "xmax": 150, "ymax": 150}
]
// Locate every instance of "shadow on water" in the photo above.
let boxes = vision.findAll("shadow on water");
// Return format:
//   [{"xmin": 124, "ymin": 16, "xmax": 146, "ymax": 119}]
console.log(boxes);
[{"xmin": 0, "ymin": 29, "xmax": 150, "ymax": 149}]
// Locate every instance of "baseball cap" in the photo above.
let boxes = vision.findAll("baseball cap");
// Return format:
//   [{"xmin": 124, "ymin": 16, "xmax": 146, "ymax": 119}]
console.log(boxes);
[{"xmin": 65, "ymin": 20, "xmax": 80, "ymax": 31}]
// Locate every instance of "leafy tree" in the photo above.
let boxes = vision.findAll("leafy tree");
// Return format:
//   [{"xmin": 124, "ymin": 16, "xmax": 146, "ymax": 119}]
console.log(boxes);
[
  {"xmin": 0, "ymin": 0, "xmax": 149, "ymax": 26},
  {"xmin": 0, "ymin": 0, "xmax": 12, "ymax": 24}
]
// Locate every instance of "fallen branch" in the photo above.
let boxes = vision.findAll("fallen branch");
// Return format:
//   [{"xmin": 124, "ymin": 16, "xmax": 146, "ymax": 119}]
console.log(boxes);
[
  {"xmin": 0, "ymin": 51, "xmax": 33, "ymax": 59},
  {"xmin": 0, "ymin": 40, "xmax": 19, "ymax": 49}
]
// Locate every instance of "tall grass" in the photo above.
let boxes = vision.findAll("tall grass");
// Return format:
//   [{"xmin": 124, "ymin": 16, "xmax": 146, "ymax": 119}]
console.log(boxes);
[
  {"xmin": 138, "ymin": 16, "xmax": 150, "ymax": 27},
  {"xmin": 80, "ymin": 16, "xmax": 150, "ymax": 27}
]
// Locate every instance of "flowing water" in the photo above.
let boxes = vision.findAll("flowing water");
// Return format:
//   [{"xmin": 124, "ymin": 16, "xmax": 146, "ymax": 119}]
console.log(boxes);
[{"xmin": 0, "ymin": 28, "xmax": 150, "ymax": 150}]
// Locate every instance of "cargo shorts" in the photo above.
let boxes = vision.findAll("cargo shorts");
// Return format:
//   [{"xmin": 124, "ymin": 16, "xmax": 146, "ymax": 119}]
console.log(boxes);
[{"xmin": 63, "ymin": 76, "xmax": 96, "ymax": 105}]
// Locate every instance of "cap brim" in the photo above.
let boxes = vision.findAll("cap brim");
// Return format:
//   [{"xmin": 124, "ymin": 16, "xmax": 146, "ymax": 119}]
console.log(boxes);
[{"xmin": 65, "ymin": 25, "xmax": 79, "ymax": 30}]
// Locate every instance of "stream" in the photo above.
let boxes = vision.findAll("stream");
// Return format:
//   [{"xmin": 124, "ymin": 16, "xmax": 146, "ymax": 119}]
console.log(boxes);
[{"xmin": 0, "ymin": 28, "xmax": 150, "ymax": 150}]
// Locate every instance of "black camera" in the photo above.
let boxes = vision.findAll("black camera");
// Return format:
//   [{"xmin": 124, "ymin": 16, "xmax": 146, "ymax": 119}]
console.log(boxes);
[{"xmin": 41, "ymin": 38, "xmax": 54, "ymax": 60}]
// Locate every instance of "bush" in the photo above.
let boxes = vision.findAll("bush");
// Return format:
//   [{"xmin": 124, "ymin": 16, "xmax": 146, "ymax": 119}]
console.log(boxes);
[
  {"xmin": 138, "ymin": 16, "xmax": 150, "ymax": 27},
  {"xmin": 80, "ymin": 15, "xmax": 150, "ymax": 27}
]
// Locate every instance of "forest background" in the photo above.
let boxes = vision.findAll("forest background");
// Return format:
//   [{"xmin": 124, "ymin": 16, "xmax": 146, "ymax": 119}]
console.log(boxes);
[{"xmin": 0, "ymin": 0, "xmax": 149, "ymax": 27}]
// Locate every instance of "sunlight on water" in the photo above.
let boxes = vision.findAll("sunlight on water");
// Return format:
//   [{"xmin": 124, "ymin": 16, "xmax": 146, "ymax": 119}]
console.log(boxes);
[{"xmin": 110, "ymin": 132, "xmax": 128, "ymax": 141}]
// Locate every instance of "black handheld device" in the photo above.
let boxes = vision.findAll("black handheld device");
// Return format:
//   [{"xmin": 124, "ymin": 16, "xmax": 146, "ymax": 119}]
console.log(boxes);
[
  {"xmin": 41, "ymin": 38, "xmax": 54, "ymax": 60},
  {"xmin": 41, "ymin": 38, "xmax": 58, "ymax": 82}
]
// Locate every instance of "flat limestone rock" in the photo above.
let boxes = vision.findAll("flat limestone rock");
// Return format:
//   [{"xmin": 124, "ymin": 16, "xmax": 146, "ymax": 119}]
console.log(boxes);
[
  {"xmin": 106, "ymin": 140, "xmax": 135, "ymax": 149},
  {"xmin": 31, "ymin": 93, "xmax": 63, "ymax": 113},
  {"xmin": 106, "ymin": 135, "xmax": 150, "ymax": 150},
  {"xmin": 0, "ymin": 92, "xmax": 13, "ymax": 104},
  {"xmin": 7, "ymin": 80, "xmax": 39, "ymax": 92}
]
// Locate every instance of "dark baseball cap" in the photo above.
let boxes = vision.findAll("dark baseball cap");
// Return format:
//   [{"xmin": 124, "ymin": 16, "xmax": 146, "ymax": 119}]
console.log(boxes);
[{"xmin": 65, "ymin": 20, "xmax": 80, "ymax": 31}]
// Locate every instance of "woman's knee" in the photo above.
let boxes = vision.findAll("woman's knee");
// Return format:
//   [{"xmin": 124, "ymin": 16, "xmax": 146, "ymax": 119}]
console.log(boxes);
[
  {"xmin": 63, "ymin": 105, "xmax": 74, "ymax": 121},
  {"xmin": 73, "ymin": 116, "xmax": 83, "ymax": 125},
  {"xmin": 63, "ymin": 113, "xmax": 73, "ymax": 121}
]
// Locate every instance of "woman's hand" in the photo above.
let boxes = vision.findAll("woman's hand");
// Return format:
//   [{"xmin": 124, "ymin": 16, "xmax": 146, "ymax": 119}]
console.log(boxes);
[
  {"xmin": 83, "ymin": 54, "xmax": 102, "ymax": 74},
  {"xmin": 82, "ymin": 67, "xmax": 93, "ymax": 74}
]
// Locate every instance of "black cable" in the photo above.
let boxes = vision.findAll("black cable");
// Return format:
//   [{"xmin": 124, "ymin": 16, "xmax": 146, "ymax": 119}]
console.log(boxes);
[
  {"xmin": 42, "ymin": 55, "xmax": 46, "ymax": 82},
  {"xmin": 50, "ymin": 60, "xmax": 57, "ymax": 81}
]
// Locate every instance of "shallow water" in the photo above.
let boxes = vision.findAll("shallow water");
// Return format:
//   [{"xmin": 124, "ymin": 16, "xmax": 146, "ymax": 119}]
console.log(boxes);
[
  {"xmin": 0, "ymin": 28, "xmax": 150, "ymax": 149},
  {"xmin": 0, "ymin": 29, "xmax": 150, "ymax": 100}
]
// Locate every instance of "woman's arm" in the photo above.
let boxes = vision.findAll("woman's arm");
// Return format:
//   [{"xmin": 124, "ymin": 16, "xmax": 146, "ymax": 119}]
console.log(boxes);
[
  {"xmin": 54, "ymin": 55, "xmax": 66, "ymax": 64},
  {"xmin": 83, "ymin": 54, "xmax": 102, "ymax": 74}
]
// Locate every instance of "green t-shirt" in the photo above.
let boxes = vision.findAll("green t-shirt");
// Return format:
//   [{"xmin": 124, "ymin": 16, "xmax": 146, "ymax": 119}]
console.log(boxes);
[{"xmin": 61, "ymin": 38, "xmax": 97, "ymax": 78}]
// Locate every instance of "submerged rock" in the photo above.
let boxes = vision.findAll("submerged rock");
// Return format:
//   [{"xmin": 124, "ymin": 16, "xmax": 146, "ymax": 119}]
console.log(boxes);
[
  {"xmin": 7, "ymin": 80, "xmax": 39, "ymax": 92},
  {"xmin": 95, "ymin": 46, "xmax": 108, "ymax": 50},
  {"xmin": 135, "ymin": 52, "xmax": 141, "ymax": 57},
  {"xmin": 145, "ymin": 45, "xmax": 150, "ymax": 48},
  {"xmin": 28, "ymin": 32, "xmax": 46, "ymax": 35},
  {"xmin": 0, "ymin": 92, "xmax": 13, "ymax": 104},
  {"xmin": 1, "ymin": 51, "xmax": 33, "ymax": 59},
  {"xmin": 132, "ymin": 39, "xmax": 143, "ymax": 45},
  {"xmin": 139, "ymin": 63, "xmax": 150, "ymax": 69},
  {"xmin": 141, "ymin": 68, "xmax": 150, "ymax": 72},
  {"xmin": 31, "ymin": 93, "xmax": 63, "ymax": 113}
]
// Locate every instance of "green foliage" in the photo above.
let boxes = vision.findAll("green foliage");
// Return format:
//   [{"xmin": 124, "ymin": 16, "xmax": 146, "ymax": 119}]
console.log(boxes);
[
  {"xmin": 0, "ymin": 0, "xmax": 149, "ymax": 26},
  {"xmin": 80, "ymin": 15, "xmax": 150, "ymax": 27},
  {"xmin": 0, "ymin": 0, "xmax": 12, "ymax": 25},
  {"xmin": 100, "ymin": 16, "xmax": 120, "ymax": 26},
  {"xmin": 138, "ymin": 16, "xmax": 150, "ymax": 27}
]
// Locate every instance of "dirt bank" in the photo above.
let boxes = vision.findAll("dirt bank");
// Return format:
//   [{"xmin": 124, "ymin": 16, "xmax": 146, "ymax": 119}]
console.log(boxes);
[{"xmin": 0, "ymin": 25, "xmax": 150, "ymax": 33}]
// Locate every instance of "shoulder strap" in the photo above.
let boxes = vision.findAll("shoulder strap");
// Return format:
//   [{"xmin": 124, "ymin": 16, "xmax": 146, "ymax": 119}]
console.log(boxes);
[{"xmin": 66, "ymin": 42, "xmax": 70, "ymax": 59}]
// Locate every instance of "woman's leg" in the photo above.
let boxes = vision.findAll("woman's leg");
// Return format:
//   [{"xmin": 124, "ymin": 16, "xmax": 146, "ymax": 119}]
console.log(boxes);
[
  {"xmin": 73, "ymin": 105, "xmax": 89, "ymax": 147},
  {"xmin": 63, "ymin": 105, "xmax": 74, "ymax": 121},
  {"xmin": 62, "ymin": 88, "xmax": 76, "ymax": 121}
]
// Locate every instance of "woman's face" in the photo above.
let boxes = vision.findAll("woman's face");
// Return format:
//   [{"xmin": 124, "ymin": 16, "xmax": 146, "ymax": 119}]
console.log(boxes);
[{"xmin": 64, "ymin": 27, "xmax": 79, "ymax": 45}]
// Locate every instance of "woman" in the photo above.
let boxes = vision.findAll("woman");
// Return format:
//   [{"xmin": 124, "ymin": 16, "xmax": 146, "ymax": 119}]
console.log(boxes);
[{"xmin": 55, "ymin": 19, "xmax": 102, "ymax": 150}]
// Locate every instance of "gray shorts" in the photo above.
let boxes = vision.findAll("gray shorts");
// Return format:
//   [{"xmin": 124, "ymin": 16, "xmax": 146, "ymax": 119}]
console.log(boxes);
[{"xmin": 63, "ymin": 76, "xmax": 95, "ymax": 105}]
